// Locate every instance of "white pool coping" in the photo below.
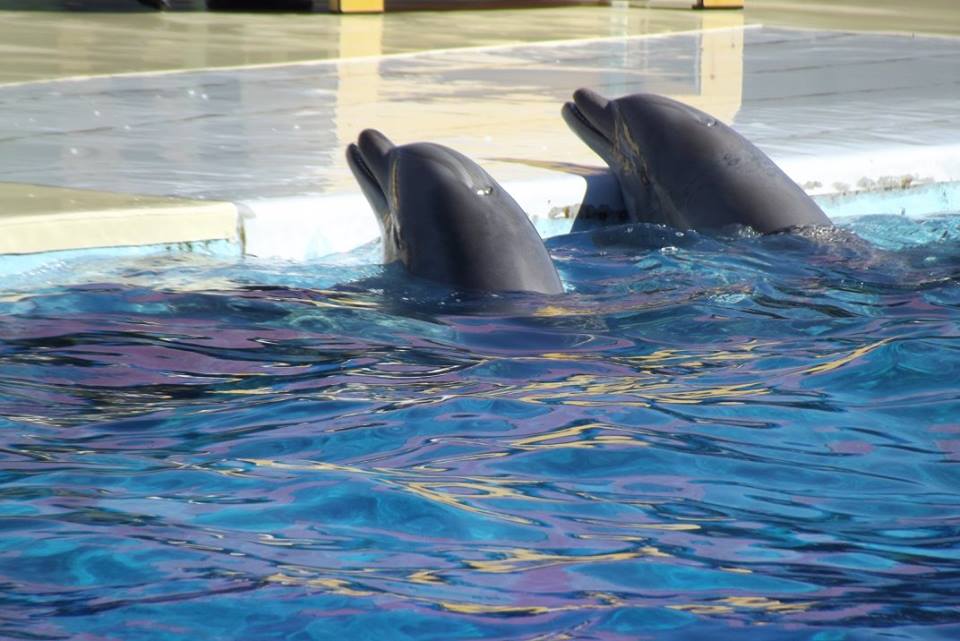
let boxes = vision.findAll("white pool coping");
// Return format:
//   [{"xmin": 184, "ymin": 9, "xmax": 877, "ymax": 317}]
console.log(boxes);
[
  {"xmin": 2, "ymin": 172, "xmax": 957, "ymax": 281},
  {"xmin": 238, "ymin": 173, "xmax": 960, "ymax": 262}
]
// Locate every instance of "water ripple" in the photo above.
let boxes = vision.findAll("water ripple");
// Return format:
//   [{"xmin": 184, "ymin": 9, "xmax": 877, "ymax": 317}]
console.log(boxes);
[{"xmin": 2, "ymin": 217, "xmax": 960, "ymax": 640}]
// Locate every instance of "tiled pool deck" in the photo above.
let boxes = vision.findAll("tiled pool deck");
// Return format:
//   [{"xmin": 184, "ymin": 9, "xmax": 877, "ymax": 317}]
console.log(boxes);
[{"xmin": 1, "ymin": 3, "xmax": 958, "ymax": 264}]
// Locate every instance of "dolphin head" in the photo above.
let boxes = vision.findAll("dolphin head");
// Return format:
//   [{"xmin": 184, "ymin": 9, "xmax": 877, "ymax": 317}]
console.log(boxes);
[
  {"xmin": 562, "ymin": 89, "xmax": 672, "ymax": 225},
  {"xmin": 563, "ymin": 89, "xmax": 831, "ymax": 233},
  {"xmin": 347, "ymin": 130, "xmax": 563, "ymax": 295}
]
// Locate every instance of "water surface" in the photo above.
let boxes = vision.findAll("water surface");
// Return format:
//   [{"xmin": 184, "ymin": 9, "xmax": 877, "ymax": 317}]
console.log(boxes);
[{"xmin": 2, "ymin": 215, "xmax": 959, "ymax": 640}]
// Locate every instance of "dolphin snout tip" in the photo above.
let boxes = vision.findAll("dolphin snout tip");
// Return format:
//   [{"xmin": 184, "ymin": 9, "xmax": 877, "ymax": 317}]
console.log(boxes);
[{"xmin": 572, "ymin": 87, "xmax": 609, "ymax": 110}]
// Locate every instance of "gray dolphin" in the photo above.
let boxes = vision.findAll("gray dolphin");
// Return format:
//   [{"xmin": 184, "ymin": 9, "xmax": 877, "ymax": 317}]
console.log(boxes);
[
  {"xmin": 346, "ymin": 129, "xmax": 563, "ymax": 295},
  {"xmin": 562, "ymin": 89, "xmax": 832, "ymax": 234}
]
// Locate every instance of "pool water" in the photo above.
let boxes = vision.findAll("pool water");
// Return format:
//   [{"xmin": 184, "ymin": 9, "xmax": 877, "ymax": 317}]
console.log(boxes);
[{"xmin": 2, "ymin": 214, "xmax": 959, "ymax": 640}]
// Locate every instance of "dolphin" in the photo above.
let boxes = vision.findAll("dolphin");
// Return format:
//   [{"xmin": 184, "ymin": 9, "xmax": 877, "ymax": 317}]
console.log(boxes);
[
  {"xmin": 346, "ymin": 129, "xmax": 563, "ymax": 295},
  {"xmin": 562, "ymin": 89, "xmax": 832, "ymax": 234}
]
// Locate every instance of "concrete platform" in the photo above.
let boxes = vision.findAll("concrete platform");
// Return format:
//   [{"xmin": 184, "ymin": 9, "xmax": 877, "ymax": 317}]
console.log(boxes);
[
  {"xmin": 0, "ymin": 2, "xmax": 958, "ymax": 266},
  {"xmin": 0, "ymin": 183, "xmax": 237, "ymax": 254},
  {"xmin": 0, "ymin": 6, "xmax": 714, "ymax": 85}
]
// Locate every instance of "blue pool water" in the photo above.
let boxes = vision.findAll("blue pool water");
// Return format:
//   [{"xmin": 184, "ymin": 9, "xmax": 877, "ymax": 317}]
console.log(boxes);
[{"xmin": 2, "ymin": 215, "xmax": 959, "ymax": 640}]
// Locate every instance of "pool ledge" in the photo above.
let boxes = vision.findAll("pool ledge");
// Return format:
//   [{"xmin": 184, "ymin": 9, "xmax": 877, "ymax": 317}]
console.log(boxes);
[
  {"xmin": 2, "ymin": 174, "xmax": 960, "ymax": 273},
  {"xmin": 0, "ymin": 183, "xmax": 239, "ymax": 256},
  {"xmin": 239, "ymin": 173, "xmax": 960, "ymax": 261}
]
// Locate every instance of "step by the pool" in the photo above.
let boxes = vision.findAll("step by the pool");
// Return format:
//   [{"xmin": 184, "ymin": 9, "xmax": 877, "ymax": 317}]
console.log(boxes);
[{"xmin": 0, "ymin": 183, "xmax": 238, "ymax": 255}]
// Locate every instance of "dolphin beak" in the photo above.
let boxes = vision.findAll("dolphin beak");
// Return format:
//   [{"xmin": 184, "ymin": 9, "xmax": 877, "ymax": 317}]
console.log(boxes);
[
  {"xmin": 572, "ymin": 88, "xmax": 613, "ymax": 137},
  {"xmin": 356, "ymin": 129, "xmax": 394, "ymax": 188},
  {"xmin": 346, "ymin": 128, "xmax": 396, "ymax": 221},
  {"xmin": 562, "ymin": 88, "xmax": 616, "ymax": 162}
]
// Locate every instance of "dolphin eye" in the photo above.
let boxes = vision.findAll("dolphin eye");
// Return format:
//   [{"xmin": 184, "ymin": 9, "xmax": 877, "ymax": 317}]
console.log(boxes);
[{"xmin": 705, "ymin": 118, "xmax": 718, "ymax": 128}]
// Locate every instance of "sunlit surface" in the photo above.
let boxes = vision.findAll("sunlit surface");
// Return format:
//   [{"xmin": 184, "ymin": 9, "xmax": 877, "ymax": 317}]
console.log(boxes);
[
  {"xmin": 747, "ymin": 0, "xmax": 960, "ymax": 37},
  {"xmin": 3, "ymin": 16, "xmax": 958, "ymax": 260},
  {"xmin": 0, "ymin": 14, "xmax": 748, "ymax": 200},
  {"xmin": 0, "ymin": 7, "xmax": 707, "ymax": 85},
  {"xmin": 1, "ymin": 0, "xmax": 957, "ymax": 87},
  {"xmin": 3, "ymin": 26, "xmax": 957, "ymax": 203},
  {"xmin": 2, "ymin": 215, "xmax": 959, "ymax": 639}
]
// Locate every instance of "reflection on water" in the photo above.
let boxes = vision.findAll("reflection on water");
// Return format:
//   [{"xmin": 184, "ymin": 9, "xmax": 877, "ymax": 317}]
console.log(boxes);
[{"xmin": 2, "ymin": 215, "xmax": 960, "ymax": 640}]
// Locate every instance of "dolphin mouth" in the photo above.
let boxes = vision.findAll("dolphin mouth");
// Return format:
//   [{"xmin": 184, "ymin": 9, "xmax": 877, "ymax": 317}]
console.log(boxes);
[
  {"xmin": 346, "ymin": 129, "xmax": 397, "ymax": 221},
  {"xmin": 346, "ymin": 142, "xmax": 382, "ymax": 199},
  {"xmin": 562, "ymin": 101, "xmax": 616, "ymax": 166},
  {"xmin": 561, "ymin": 89, "xmax": 616, "ymax": 163},
  {"xmin": 563, "ymin": 101, "xmax": 603, "ymax": 140}
]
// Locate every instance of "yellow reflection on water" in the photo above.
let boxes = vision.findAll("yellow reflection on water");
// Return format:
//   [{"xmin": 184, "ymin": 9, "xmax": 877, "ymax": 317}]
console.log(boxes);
[
  {"xmin": 626, "ymin": 522, "xmax": 701, "ymax": 531},
  {"xmin": 439, "ymin": 594, "xmax": 814, "ymax": 618},
  {"xmin": 294, "ymin": 290, "xmax": 382, "ymax": 309},
  {"xmin": 575, "ymin": 518, "xmax": 702, "ymax": 532},
  {"xmin": 804, "ymin": 338, "xmax": 890, "ymax": 375},
  {"xmin": 652, "ymin": 382, "xmax": 767, "ymax": 404},
  {"xmin": 442, "ymin": 590, "xmax": 624, "ymax": 615},
  {"xmin": 265, "ymin": 573, "xmax": 375, "ymax": 597},
  {"xmin": 719, "ymin": 566, "xmax": 753, "ymax": 574},
  {"xmin": 264, "ymin": 566, "xmax": 633, "ymax": 619},
  {"xmin": 264, "ymin": 557, "xmax": 816, "ymax": 624},
  {"xmin": 622, "ymin": 340, "xmax": 770, "ymax": 366},
  {"xmin": 669, "ymin": 596, "xmax": 813, "ymax": 616},
  {"xmin": 498, "ymin": 339, "xmax": 775, "ymax": 407},
  {"xmin": 442, "ymin": 603, "xmax": 553, "ymax": 615},
  {"xmin": 399, "ymin": 480, "xmax": 535, "ymax": 525},
  {"xmin": 407, "ymin": 569, "xmax": 444, "ymax": 585},
  {"xmin": 516, "ymin": 374, "xmax": 768, "ymax": 407},
  {"xmin": 244, "ymin": 457, "xmax": 544, "ymax": 524},
  {"xmin": 509, "ymin": 422, "xmax": 650, "ymax": 450},
  {"xmin": 466, "ymin": 547, "xmax": 653, "ymax": 574},
  {"xmin": 242, "ymin": 457, "xmax": 368, "ymax": 475},
  {"xmin": 669, "ymin": 603, "xmax": 735, "ymax": 615},
  {"xmin": 217, "ymin": 387, "xmax": 276, "ymax": 395},
  {"xmin": 439, "ymin": 601, "xmax": 609, "ymax": 616},
  {"xmin": 720, "ymin": 596, "xmax": 814, "ymax": 613},
  {"xmin": 575, "ymin": 535, "xmax": 673, "ymax": 557},
  {"xmin": 169, "ymin": 459, "xmax": 255, "ymax": 478}
]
